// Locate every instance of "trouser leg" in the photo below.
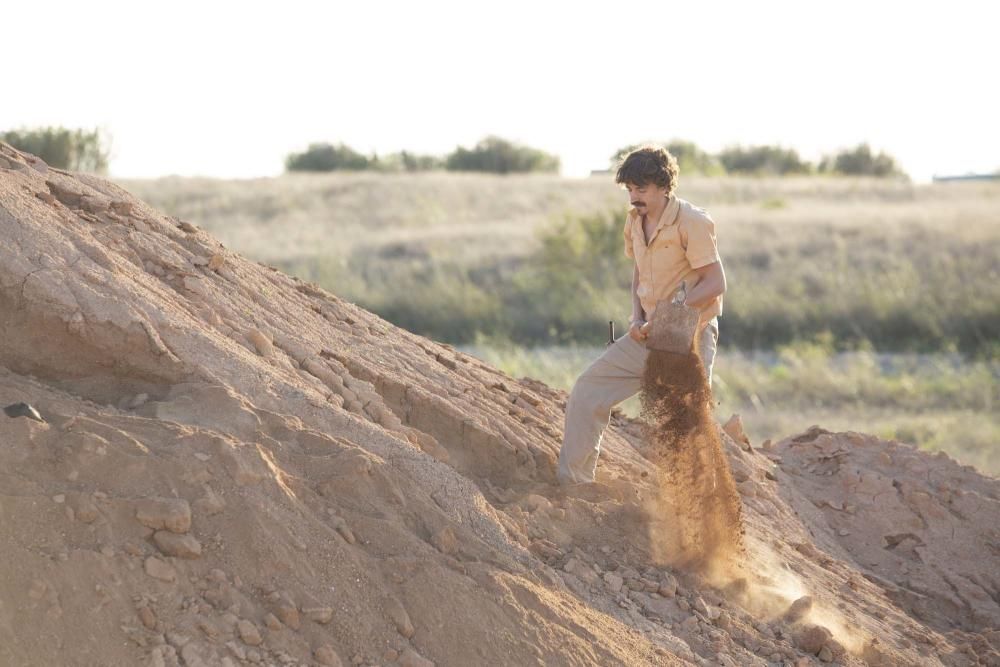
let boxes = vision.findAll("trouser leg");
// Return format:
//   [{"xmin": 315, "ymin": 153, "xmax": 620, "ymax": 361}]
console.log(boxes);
[
  {"xmin": 557, "ymin": 319, "xmax": 721, "ymax": 484},
  {"xmin": 557, "ymin": 334, "xmax": 648, "ymax": 483}
]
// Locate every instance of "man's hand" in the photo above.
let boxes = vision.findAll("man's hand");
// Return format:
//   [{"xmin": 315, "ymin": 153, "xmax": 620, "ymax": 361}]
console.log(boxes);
[{"xmin": 629, "ymin": 320, "xmax": 652, "ymax": 342}]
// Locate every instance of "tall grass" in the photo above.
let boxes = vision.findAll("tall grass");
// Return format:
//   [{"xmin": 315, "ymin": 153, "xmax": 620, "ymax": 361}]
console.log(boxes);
[{"xmin": 462, "ymin": 339, "xmax": 1000, "ymax": 477}]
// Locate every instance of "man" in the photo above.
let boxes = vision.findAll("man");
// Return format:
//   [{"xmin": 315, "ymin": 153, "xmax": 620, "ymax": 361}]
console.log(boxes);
[{"xmin": 556, "ymin": 145, "xmax": 727, "ymax": 485}]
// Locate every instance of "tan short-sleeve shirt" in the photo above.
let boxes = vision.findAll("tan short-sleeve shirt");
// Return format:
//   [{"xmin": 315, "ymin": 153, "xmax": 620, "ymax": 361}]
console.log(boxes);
[{"xmin": 623, "ymin": 193, "xmax": 723, "ymax": 322}]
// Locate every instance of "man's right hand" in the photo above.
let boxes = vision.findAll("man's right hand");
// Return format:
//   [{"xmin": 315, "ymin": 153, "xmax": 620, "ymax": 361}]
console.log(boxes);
[{"xmin": 629, "ymin": 320, "xmax": 651, "ymax": 342}]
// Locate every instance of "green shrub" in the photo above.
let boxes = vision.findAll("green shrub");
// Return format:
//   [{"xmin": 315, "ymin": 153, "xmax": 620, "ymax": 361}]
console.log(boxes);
[
  {"xmin": 285, "ymin": 143, "xmax": 370, "ymax": 172},
  {"xmin": 718, "ymin": 144, "xmax": 813, "ymax": 175},
  {"xmin": 445, "ymin": 136, "xmax": 559, "ymax": 174},
  {"xmin": 1, "ymin": 126, "xmax": 111, "ymax": 173},
  {"xmin": 819, "ymin": 143, "xmax": 906, "ymax": 177}
]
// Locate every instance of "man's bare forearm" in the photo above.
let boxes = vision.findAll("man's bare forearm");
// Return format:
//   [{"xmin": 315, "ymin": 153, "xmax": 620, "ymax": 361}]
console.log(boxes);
[{"xmin": 685, "ymin": 261, "xmax": 727, "ymax": 308}]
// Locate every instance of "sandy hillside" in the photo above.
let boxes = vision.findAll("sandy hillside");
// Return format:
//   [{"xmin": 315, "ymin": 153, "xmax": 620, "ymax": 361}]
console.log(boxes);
[{"xmin": 1, "ymin": 141, "xmax": 999, "ymax": 667}]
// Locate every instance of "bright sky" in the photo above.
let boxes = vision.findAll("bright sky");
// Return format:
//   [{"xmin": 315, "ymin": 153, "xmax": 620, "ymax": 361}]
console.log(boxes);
[{"xmin": 4, "ymin": 1, "xmax": 998, "ymax": 182}]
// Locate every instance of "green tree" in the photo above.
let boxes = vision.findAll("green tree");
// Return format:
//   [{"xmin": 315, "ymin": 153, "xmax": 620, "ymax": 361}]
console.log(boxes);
[
  {"xmin": 1, "ymin": 126, "xmax": 111, "ymax": 173},
  {"xmin": 445, "ymin": 136, "xmax": 560, "ymax": 174},
  {"xmin": 819, "ymin": 143, "xmax": 906, "ymax": 177},
  {"xmin": 285, "ymin": 142, "xmax": 369, "ymax": 171},
  {"xmin": 718, "ymin": 144, "xmax": 813, "ymax": 175}
]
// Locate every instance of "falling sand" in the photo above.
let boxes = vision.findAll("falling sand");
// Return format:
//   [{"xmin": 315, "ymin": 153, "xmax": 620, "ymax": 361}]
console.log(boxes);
[{"xmin": 639, "ymin": 329, "xmax": 745, "ymax": 576}]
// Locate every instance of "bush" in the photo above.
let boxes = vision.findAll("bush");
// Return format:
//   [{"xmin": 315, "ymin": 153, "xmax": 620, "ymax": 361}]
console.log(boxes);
[
  {"xmin": 445, "ymin": 136, "xmax": 559, "ymax": 174},
  {"xmin": 612, "ymin": 140, "xmax": 725, "ymax": 175},
  {"xmin": 285, "ymin": 142, "xmax": 369, "ymax": 171},
  {"xmin": 1, "ymin": 126, "xmax": 111, "ymax": 173},
  {"xmin": 819, "ymin": 143, "xmax": 906, "ymax": 177},
  {"xmin": 718, "ymin": 144, "xmax": 813, "ymax": 175}
]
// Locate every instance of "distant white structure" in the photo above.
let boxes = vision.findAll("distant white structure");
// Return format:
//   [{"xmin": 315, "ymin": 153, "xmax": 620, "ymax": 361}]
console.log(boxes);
[{"xmin": 932, "ymin": 173, "xmax": 1000, "ymax": 182}]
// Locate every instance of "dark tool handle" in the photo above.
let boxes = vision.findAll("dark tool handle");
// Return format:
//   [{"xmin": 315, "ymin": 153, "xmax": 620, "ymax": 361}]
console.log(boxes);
[{"xmin": 607, "ymin": 320, "xmax": 615, "ymax": 346}]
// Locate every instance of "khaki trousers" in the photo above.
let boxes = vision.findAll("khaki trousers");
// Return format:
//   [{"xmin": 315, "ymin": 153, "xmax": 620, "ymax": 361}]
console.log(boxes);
[{"xmin": 556, "ymin": 319, "xmax": 719, "ymax": 484}]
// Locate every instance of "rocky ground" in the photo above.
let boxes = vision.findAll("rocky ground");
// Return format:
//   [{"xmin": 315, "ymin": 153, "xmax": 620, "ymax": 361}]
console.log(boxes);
[{"xmin": 2, "ymin": 141, "xmax": 999, "ymax": 666}]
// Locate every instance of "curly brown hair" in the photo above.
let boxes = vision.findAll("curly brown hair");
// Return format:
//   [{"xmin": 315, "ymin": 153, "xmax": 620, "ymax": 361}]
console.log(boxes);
[{"xmin": 615, "ymin": 145, "xmax": 679, "ymax": 195}]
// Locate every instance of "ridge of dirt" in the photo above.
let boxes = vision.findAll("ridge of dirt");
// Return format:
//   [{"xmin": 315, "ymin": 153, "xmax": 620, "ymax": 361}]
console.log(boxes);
[{"xmin": 2, "ymin": 141, "xmax": 999, "ymax": 667}]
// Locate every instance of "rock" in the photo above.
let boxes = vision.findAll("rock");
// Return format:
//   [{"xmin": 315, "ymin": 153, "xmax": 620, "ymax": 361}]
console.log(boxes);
[
  {"xmin": 135, "ymin": 498, "xmax": 192, "ymax": 534},
  {"xmin": 144, "ymin": 557, "xmax": 177, "ymax": 582},
  {"xmin": 330, "ymin": 516, "xmax": 356, "ymax": 544},
  {"xmin": 794, "ymin": 624, "xmax": 832, "ymax": 654},
  {"xmin": 723, "ymin": 413, "xmax": 751, "ymax": 449},
  {"xmin": 398, "ymin": 647, "xmax": 435, "ymax": 667},
  {"xmin": 314, "ymin": 645, "xmax": 343, "ymax": 666},
  {"xmin": 603, "ymin": 572, "xmax": 624, "ymax": 594},
  {"xmin": 692, "ymin": 596, "xmax": 710, "ymax": 616},
  {"xmin": 246, "ymin": 329, "xmax": 274, "ymax": 357},
  {"xmin": 3, "ymin": 402, "xmax": 44, "ymax": 421},
  {"xmin": 563, "ymin": 557, "xmax": 598, "ymax": 585},
  {"xmin": 658, "ymin": 575, "xmax": 678, "ymax": 598},
  {"xmin": 385, "ymin": 597, "xmax": 414, "ymax": 638},
  {"xmin": 818, "ymin": 645, "xmax": 834, "ymax": 662},
  {"xmin": 430, "ymin": 526, "xmax": 458, "ymax": 555},
  {"xmin": 736, "ymin": 480, "xmax": 757, "ymax": 497},
  {"xmin": 303, "ymin": 607, "xmax": 333, "ymax": 624},
  {"xmin": 153, "ymin": 531, "xmax": 202, "ymax": 559},
  {"xmin": 274, "ymin": 600, "xmax": 300, "ymax": 630},
  {"xmin": 784, "ymin": 595, "xmax": 813, "ymax": 623},
  {"xmin": 264, "ymin": 613, "xmax": 282, "ymax": 630},
  {"xmin": 237, "ymin": 619, "xmax": 262, "ymax": 646}
]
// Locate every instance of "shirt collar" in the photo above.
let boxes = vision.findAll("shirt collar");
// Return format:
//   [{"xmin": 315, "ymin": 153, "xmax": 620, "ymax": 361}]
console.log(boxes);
[{"xmin": 629, "ymin": 194, "xmax": 680, "ymax": 242}]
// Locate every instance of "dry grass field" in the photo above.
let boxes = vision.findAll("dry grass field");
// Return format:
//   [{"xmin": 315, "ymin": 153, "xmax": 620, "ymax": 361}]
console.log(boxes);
[{"xmin": 118, "ymin": 172, "xmax": 999, "ymax": 475}]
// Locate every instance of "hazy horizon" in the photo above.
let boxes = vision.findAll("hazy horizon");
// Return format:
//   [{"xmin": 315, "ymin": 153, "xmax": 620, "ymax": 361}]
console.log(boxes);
[{"xmin": 4, "ymin": 0, "xmax": 998, "ymax": 182}]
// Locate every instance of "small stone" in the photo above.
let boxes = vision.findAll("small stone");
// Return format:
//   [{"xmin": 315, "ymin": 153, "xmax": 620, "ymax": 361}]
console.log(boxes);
[
  {"xmin": 736, "ymin": 480, "xmax": 756, "ymax": 498},
  {"xmin": 135, "ymin": 498, "xmax": 192, "ymax": 534},
  {"xmin": 153, "ymin": 531, "xmax": 202, "ymax": 559},
  {"xmin": 264, "ymin": 613, "xmax": 282, "ymax": 630},
  {"xmin": 237, "ymin": 619, "xmax": 262, "ymax": 646},
  {"xmin": 692, "ymin": 596, "xmax": 710, "ymax": 616},
  {"xmin": 178, "ymin": 221, "xmax": 198, "ymax": 233},
  {"xmin": 275, "ymin": 601, "xmax": 300, "ymax": 630},
  {"xmin": 818, "ymin": 645, "xmax": 834, "ymax": 662},
  {"xmin": 138, "ymin": 606, "xmax": 157, "ymax": 629},
  {"xmin": 130, "ymin": 393, "xmax": 150, "ymax": 408},
  {"xmin": 208, "ymin": 253, "xmax": 225, "ymax": 271},
  {"xmin": 303, "ymin": 607, "xmax": 333, "ymax": 624},
  {"xmin": 314, "ymin": 645, "xmax": 343, "ymax": 666},
  {"xmin": 53, "ymin": 494, "xmax": 66, "ymax": 504},
  {"xmin": 722, "ymin": 413, "xmax": 751, "ymax": 449},
  {"xmin": 837, "ymin": 528, "xmax": 851, "ymax": 537},
  {"xmin": 144, "ymin": 557, "xmax": 176, "ymax": 582},
  {"xmin": 385, "ymin": 597, "xmax": 415, "ymax": 638}
]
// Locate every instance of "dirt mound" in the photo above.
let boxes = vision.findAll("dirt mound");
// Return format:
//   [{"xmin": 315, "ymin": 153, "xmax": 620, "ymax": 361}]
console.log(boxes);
[{"xmin": 2, "ymin": 141, "xmax": 999, "ymax": 666}]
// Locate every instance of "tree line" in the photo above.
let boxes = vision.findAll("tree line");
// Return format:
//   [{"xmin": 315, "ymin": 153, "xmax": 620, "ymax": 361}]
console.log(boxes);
[{"xmin": 2, "ymin": 125, "xmax": 907, "ymax": 178}]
